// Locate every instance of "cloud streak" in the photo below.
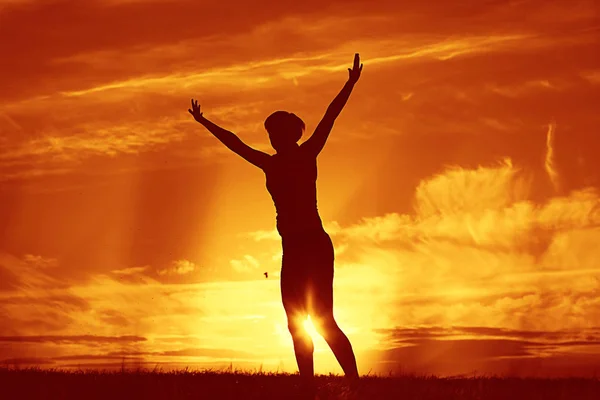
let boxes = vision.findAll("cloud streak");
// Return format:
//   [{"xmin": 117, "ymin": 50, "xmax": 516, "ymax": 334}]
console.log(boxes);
[
  {"xmin": 0, "ymin": 335, "xmax": 146, "ymax": 344},
  {"xmin": 545, "ymin": 122, "xmax": 559, "ymax": 191}
]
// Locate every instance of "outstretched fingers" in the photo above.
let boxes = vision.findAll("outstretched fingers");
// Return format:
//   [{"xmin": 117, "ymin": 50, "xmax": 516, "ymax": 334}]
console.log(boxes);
[{"xmin": 188, "ymin": 98, "xmax": 203, "ymax": 119}]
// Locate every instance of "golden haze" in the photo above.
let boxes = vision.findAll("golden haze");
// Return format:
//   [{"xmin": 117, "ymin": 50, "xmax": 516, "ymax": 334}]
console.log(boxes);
[{"xmin": 1, "ymin": 0, "xmax": 600, "ymax": 376}]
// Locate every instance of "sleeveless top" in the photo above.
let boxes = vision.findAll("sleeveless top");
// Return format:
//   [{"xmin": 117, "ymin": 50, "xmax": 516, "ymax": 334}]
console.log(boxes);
[{"xmin": 263, "ymin": 146, "xmax": 324, "ymax": 237}]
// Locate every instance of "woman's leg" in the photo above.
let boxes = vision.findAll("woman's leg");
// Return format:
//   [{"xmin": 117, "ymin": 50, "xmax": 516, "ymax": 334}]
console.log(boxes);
[
  {"xmin": 281, "ymin": 246, "xmax": 316, "ymax": 395},
  {"xmin": 286, "ymin": 309, "xmax": 315, "ymax": 395},
  {"xmin": 312, "ymin": 310, "xmax": 359, "ymax": 379},
  {"xmin": 310, "ymin": 234, "xmax": 359, "ymax": 380}
]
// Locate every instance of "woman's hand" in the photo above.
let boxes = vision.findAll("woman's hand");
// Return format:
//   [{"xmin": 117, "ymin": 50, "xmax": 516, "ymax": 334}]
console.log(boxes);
[
  {"xmin": 188, "ymin": 98, "xmax": 204, "ymax": 122},
  {"xmin": 348, "ymin": 53, "xmax": 363, "ymax": 84}
]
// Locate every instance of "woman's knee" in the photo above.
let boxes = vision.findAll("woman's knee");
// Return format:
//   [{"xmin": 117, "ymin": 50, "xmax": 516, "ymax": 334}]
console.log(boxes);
[
  {"xmin": 287, "ymin": 315, "xmax": 307, "ymax": 336},
  {"xmin": 287, "ymin": 318, "xmax": 313, "ymax": 351},
  {"xmin": 313, "ymin": 315, "xmax": 339, "ymax": 336},
  {"xmin": 288, "ymin": 321, "xmax": 302, "ymax": 336}
]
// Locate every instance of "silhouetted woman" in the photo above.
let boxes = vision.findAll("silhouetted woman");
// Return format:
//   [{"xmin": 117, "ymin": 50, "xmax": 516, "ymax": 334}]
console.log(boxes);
[{"xmin": 189, "ymin": 53, "xmax": 363, "ymax": 396}]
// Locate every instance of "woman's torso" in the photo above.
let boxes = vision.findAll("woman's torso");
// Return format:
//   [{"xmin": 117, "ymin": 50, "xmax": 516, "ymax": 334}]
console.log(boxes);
[{"xmin": 264, "ymin": 147, "xmax": 324, "ymax": 237}]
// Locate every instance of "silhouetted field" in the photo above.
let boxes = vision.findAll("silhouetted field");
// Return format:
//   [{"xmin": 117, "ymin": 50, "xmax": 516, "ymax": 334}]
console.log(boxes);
[{"xmin": 1, "ymin": 367, "xmax": 599, "ymax": 400}]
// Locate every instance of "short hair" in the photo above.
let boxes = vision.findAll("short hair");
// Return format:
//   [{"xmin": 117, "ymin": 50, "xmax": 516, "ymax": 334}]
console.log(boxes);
[{"xmin": 264, "ymin": 111, "xmax": 305, "ymax": 143}]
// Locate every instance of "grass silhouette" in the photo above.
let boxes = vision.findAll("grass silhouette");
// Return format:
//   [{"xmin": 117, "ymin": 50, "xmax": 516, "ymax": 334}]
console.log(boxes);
[{"xmin": 1, "ymin": 367, "xmax": 599, "ymax": 399}]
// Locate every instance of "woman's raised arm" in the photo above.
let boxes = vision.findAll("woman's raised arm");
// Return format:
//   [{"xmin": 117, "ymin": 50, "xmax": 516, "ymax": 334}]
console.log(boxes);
[
  {"xmin": 301, "ymin": 53, "xmax": 363, "ymax": 157},
  {"xmin": 189, "ymin": 99, "xmax": 270, "ymax": 169}
]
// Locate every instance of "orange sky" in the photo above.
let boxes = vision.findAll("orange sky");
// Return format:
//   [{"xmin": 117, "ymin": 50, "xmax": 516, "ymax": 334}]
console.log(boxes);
[{"xmin": 1, "ymin": 0, "xmax": 600, "ymax": 377}]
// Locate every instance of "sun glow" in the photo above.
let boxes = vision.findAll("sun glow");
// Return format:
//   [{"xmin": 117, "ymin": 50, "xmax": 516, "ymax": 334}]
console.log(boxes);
[
  {"xmin": 1, "ymin": 0, "xmax": 599, "ymax": 378},
  {"xmin": 303, "ymin": 316, "xmax": 319, "ymax": 341}
]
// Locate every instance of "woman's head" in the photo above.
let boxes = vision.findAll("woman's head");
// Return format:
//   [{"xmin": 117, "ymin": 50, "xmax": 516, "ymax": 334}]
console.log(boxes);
[{"xmin": 264, "ymin": 111, "xmax": 305, "ymax": 152}]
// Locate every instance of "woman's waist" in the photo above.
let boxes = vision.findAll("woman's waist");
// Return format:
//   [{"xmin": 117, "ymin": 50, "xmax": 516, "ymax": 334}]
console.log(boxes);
[
  {"xmin": 279, "ymin": 223, "xmax": 330, "ymax": 244},
  {"xmin": 276, "ymin": 215, "xmax": 323, "ymax": 234},
  {"xmin": 280, "ymin": 227, "xmax": 333, "ymax": 261},
  {"xmin": 276, "ymin": 207, "xmax": 321, "ymax": 223}
]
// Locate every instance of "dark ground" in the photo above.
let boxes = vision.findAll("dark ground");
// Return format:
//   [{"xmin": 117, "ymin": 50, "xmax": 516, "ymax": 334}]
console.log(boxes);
[{"xmin": 1, "ymin": 368, "xmax": 599, "ymax": 400}]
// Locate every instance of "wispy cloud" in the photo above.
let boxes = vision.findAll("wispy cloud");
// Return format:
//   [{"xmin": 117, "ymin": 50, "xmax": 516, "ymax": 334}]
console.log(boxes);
[
  {"xmin": 378, "ymin": 325, "xmax": 600, "ymax": 344},
  {"xmin": 545, "ymin": 122, "xmax": 560, "ymax": 191},
  {"xmin": 0, "ymin": 253, "xmax": 65, "ymax": 290},
  {"xmin": 0, "ymin": 335, "xmax": 146, "ymax": 344},
  {"xmin": 0, "ymin": 121, "xmax": 187, "ymax": 161},
  {"xmin": 230, "ymin": 255, "xmax": 260, "ymax": 273},
  {"xmin": 22, "ymin": 254, "xmax": 58, "ymax": 269},
  {"xmin": 581, "ymin": 70, "xmax": 600, "ymax": 84},
  {"xmin": 157, "ymin": 260, "xmax": 197, "ymax": 276},
  {"xmin": 486, "ymin": 80, "xmax": 559, "ymax": 98}
]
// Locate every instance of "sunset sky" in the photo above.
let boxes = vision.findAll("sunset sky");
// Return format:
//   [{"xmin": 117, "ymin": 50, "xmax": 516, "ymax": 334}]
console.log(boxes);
[{"xmin": 1, "ymin": 0, "xmax": 600, "ymax": 377}]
